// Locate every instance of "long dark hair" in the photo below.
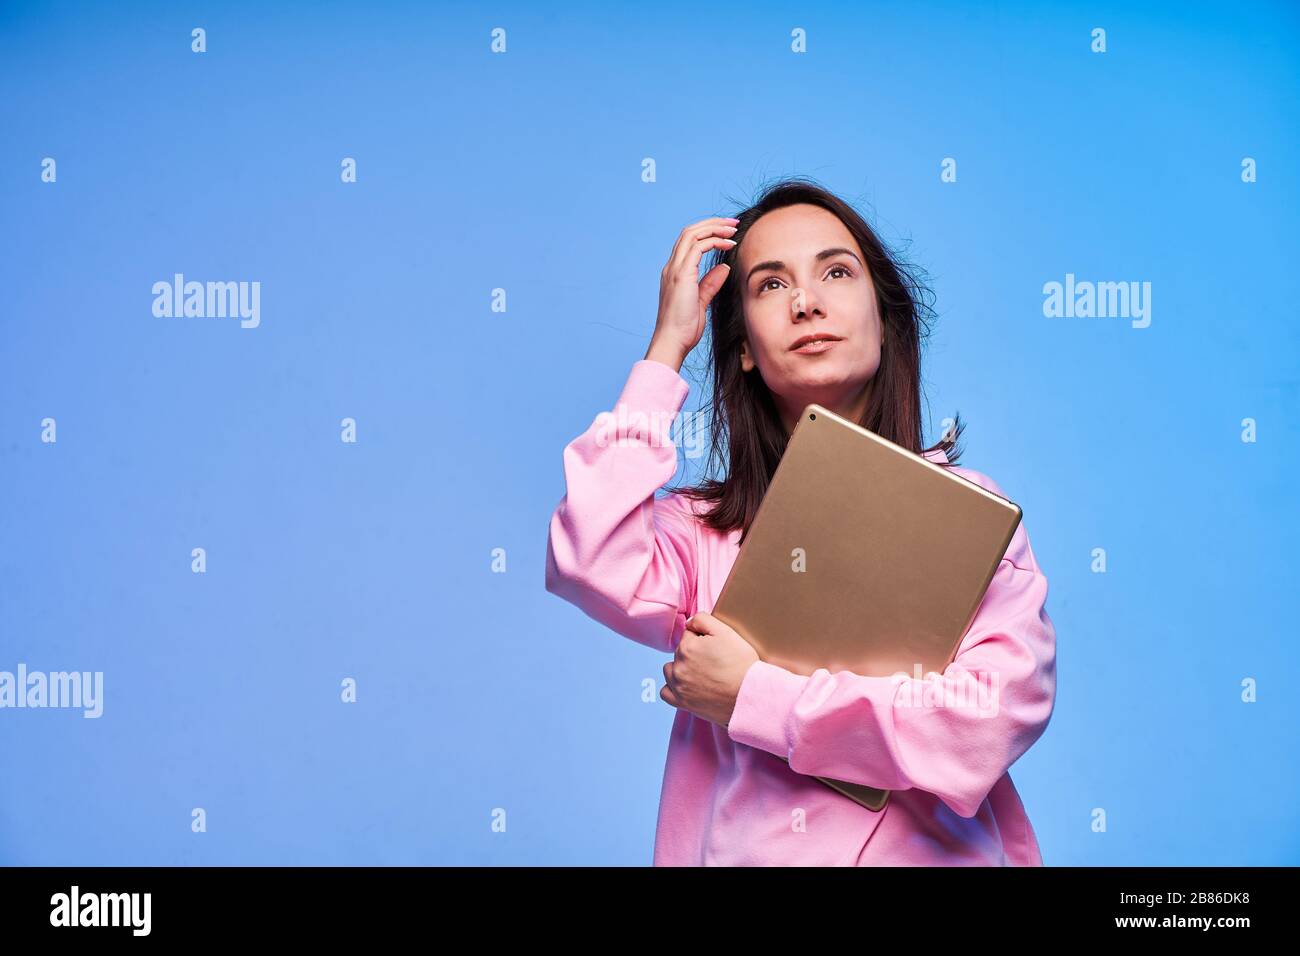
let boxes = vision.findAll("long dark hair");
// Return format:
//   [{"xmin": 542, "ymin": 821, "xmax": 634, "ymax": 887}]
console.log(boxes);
[{"xmin": 670, "ymin": 177, "xmax": 965, "ymax": 541}]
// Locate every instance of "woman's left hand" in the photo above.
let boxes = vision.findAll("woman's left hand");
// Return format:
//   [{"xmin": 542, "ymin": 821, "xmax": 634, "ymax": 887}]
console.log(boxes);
[{"xmin": 661, "ymin": 612, "xmax": 761, "ymax": 729}]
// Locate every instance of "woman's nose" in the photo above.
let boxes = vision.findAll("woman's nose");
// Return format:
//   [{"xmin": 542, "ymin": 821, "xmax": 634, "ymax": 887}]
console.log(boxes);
[{"xmin": 789, "ymin": 286, "xmax": 820, "ymax": 318}]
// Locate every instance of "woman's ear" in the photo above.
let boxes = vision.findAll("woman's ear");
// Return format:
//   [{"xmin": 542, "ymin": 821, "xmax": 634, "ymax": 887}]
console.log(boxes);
[{"xmin": 740, "ymin": 338, "xmax": 755, "ymax": 373}]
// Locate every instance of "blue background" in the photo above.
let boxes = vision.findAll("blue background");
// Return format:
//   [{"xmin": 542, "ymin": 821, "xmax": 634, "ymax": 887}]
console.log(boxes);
[{"xmin": 1, "ymin": 0, "xmax": 1296, "ymax": 865}]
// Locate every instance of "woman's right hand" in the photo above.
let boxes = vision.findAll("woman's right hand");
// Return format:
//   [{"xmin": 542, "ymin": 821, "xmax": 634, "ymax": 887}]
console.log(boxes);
[{"xmin": 645, "ymin": 216, "xmax": 740, "ymax": 371}]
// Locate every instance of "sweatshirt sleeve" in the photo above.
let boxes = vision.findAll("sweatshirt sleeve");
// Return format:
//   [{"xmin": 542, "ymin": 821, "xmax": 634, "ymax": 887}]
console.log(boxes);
[
  {"xmin": 725, "ymin": 474, "xmax": 1057, "ymax": 818},
  {"xmin": 544, "ymin": 359, "xmax": 699, "ymax": 654}
]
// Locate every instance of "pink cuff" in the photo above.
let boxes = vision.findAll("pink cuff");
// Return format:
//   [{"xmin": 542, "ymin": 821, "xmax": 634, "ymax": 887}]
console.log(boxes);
[
  {"xmin": 617, "ymin": 359, "xmax": 690, "ymax": 417},
  {"xmin": 726, "ymin": 659, "xmax": 809, "ymax": 757}
]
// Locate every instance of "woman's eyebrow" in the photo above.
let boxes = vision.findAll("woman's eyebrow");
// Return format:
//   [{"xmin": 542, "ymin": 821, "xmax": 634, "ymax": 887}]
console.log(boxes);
[{"xmin": 746, "ymin": 247, "xmax": 863, "ymax": 283}]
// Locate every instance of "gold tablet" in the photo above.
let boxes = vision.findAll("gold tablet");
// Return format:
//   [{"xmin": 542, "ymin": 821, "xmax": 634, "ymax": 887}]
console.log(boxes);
[{"xmin": 712, "ymin": 403, "xmax": 1022, "ymax": 812}]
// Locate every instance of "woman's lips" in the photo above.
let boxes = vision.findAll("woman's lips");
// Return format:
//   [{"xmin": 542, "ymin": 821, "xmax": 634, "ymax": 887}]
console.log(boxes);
[{"xmin": 791, "ymin": 338, "xmax": 840, "ymax": 354}]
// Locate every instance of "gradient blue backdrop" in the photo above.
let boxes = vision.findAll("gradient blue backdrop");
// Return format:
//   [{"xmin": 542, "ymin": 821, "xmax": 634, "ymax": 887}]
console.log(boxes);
[{"xmin": 2, "ymin": 0, "xmax": 1297, "ymax": 865}]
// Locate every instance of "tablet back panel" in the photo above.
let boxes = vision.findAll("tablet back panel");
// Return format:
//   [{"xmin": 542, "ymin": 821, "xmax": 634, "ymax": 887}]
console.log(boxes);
[{"xmin": 711, "ymin": 403, "xmax": 1022, "ymax": 811}]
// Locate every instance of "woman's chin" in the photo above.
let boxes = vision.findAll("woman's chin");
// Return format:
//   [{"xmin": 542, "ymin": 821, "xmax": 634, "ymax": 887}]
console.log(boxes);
[{"xmin": 786, "ymin": 367, "xmax": 853, "ymax": 394}]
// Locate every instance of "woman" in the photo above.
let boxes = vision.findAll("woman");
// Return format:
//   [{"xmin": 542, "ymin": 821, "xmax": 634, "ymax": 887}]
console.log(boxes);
[{"xmin": 545, "ymin": 178, "xmax": 1057, "ymax": 866}]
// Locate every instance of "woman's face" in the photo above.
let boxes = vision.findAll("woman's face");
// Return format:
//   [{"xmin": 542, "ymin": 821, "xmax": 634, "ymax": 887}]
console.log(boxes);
[{"xmin": 737, "ymin": 203, "xmax": 882, "ymax": 433}]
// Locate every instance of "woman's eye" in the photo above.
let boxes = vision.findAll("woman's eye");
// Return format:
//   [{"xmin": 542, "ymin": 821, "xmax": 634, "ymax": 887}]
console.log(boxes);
[{"xmin": 760, "ymin": 267, "xmax": 849, "ymax": 293}]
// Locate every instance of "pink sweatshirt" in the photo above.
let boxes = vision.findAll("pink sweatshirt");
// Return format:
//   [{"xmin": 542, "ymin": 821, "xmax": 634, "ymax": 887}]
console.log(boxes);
[{"xmin": 545, "ymin": 358, "xmax": 1058, "ymax": 866}]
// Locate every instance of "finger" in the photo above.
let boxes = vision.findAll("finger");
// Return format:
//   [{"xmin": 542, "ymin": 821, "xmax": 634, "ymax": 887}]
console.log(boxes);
[
  {"xmin": 668, "ymin": 224, "xmax": 738, "ymax": 278},
  {"xmin": 675, "ymin": 216, "xmax": 740, "ymax": 250},
  {"xmin": 698, "ymin": 262, "xmax": 732, "ymax": 307},
  {"xmin": 677, "ymin": 233, "xmax": 737, "ymax": 282},
  {"xmin": 660, "ymin": 684, "xmax": 680, "ymax": 708},
  {"xmin": 686, "ymin": 612, "xmax": 718, "ymax": 634},
  {"xmin": 665, "ymin": 218, "xmax": 735, "ymax": 271}
]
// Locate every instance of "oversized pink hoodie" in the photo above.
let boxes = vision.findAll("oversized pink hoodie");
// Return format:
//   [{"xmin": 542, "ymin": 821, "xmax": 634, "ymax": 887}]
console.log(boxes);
[{"xmin": 545, "ymin": 358, "xmax": 1057, "ymax": 866}]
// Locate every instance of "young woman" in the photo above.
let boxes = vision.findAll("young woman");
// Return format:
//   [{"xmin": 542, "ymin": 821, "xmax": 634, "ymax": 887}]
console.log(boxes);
[{"xmin": 545, "ymin": 178, "xmax": 1057, "ymax": 866}]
